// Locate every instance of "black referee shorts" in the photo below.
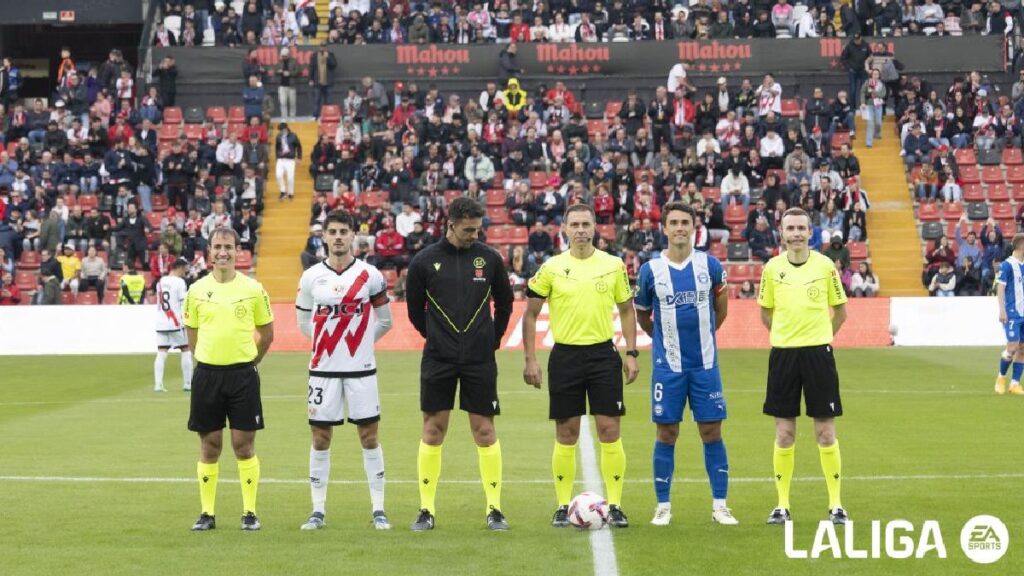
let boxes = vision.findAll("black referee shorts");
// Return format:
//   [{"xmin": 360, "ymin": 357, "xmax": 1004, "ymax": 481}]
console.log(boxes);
[
  {"xmin": 549, "ymin": 340, "xmax": 625, "ymax": 420},
  {"xmin": 188, "ymin": 362, "xmax": 265, "ymax": 432},
  {"xmin": 764, "ymin": 345, "xmax": 843, "ymax": 419},
  {"xmin": 420, "ymin": 356, "xmax": 500, "ymax": 416}
]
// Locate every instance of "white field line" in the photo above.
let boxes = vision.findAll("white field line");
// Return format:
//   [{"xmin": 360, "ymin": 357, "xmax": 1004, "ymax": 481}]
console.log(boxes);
[{"xmin": 579, "ymin": 416, "xmax": 619, "ymax": 576}]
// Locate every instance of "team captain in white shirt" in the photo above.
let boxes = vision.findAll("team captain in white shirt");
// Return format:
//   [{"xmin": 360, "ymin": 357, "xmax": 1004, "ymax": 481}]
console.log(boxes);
[
  {"xmin": 154, "ymin": 258, "xmax": 193, "ymax": 392},
  {"xmin": 295, "ymin": 210, "xmax": 395, "ymax": 531}
]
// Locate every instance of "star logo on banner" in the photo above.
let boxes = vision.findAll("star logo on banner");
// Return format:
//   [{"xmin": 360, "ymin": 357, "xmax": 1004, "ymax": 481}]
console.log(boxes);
[
  {"xmin": 557, "ymin": 65, "xmax": 566, "ymax": 74},
  {"xmin": 417, "ymin": 66, "xmax": 426, "ymax": 76},
  {"xmin": 406, "ymin": 67, "xmax": 414, "ymax": 74},
  {"xmin": 569, "ymin": 65, "xmax": 578, "ymax": 75},
  {"xmin": 441, "ymin": 66, "xmax": 450, "ymax": 76},
  {"xmin": 428, "ymin": 67, "xmax": 438, "ymax": 77},
  {"xmin": 547, "ymin": 64, "xmax": 555, "ymax": 73},
  {"xmin": 722, "ymin": 63, "xmax": 732, "ymax": 72},
  {"xmin": 709, "ymin": 64, "xmax": 720, "ymax": 72},
  {"xmin": 734, "ymin": 63, "xmax": 742, "ymax": 70},
  {"xmin": 581, "ymin": 64, "xmax": 590, "ymax": 73},
  {"xmin": 592, "ymin": 64, "xmax": 601, "ymax": 72},
  {"xmin": 451, "ymin": 66, "xmax": 460, "ymax": 74},
  {"xmin": 697, "ymin": 64, "xmax": 707, "ymax": 72}
]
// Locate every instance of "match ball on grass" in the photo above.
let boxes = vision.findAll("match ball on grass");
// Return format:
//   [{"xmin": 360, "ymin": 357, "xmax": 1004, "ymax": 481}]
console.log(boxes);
[{"xmin": 568, "ymin": 492, "xmax": 609, "ymax": 530}]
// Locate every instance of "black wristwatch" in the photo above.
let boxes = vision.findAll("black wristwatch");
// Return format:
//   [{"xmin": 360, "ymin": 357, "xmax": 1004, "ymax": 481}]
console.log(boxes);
[{"xmin": 625, "ymin": 350, "xmax": 640, "ymax": 358}]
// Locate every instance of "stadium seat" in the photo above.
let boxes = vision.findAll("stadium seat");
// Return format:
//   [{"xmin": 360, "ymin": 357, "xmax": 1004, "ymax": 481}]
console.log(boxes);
[
  {"xmin": 724, "ymin": 205, "xmax": 748, "ymax": 225},
  {"xmin": 184, "ymin": 106, "xmax": 205, "ymax": 124},
  {"xmin": 487, "ymin": 206, "xmax": 509, "ymax": 225},
  {"xmin": 604, "ymin": 101, "xmax": 622, "ymax": 120},
  {"xmin": 702, "ymin": 187, "xmax": 721, "ymax": 203},
  {"xmin": 106, "ymin": 272, "xmax": 122, "ymax": 290},
  {"xmin": 959, "ymin": 165, "xmax": 980, "ymax": 184},
  {"xmin": 60, "ymin": 292, "xmax": 76, "ymax": 305},
  {"xmin": 954, "ymin": 148, "xmax": 976, "ymax": 165},
  {"xmin": 991, "ymin": 202, "xmax": 1014, "ymax": 221},
  {"xmin": 966, "ymin": 202, "xmax": 989, "ymax": 220},
  {"xmin": 981, "ymin": 166, "xmax": 1004, "ymax": 185},
  {"xmin": 917, "ymin": 203, "xmax": 940, "ymax": 222},
  {"xmin": 184, "ymin": 124, "xmax": 204, "ymax": 141},
  {"xmin": 1007, "ymin": 165, "xmax": 1024, "ymax": 184},
  {"xmin": 987, "ymin": 183, "xmax": 1009, "ymax": 202},
  {"xmin": 486, "ymin": 226, "xmax": 510, "ymax": 244},
  {"xmin": 529, "ymin": 172, "xmax": 548, "ymax": 189},
  {"xmin": 941, "ymin": 202, "xmax": 963, "ymax": 221},
  {"xmin": 728, "ymin": 264, "xmax": 759, "ymax": 283},
  {"xmin": 206, "ymin": 106, "xmax": 226, "ymax": 124},
  {"xmin": 586, "ymin": 120, "xmax": 608, "ymax": 137},
  {"xmin": 319, "ymin": 122, "xmax": 338, "ymax": 141},
  {"xmin": 102, "ymin": 291, "xmax": 119, "ymax": 305},
  {"xmin": 997, "ymin": 219, "xmax": 1017, "ymax": 236},
  {"xmin": 921, "ymin": 221, "xmax": 944, "ymax": 240},
  {"xmin": 444, "ymin": 190, "xmax": 462, "ymax": 204},
  {"xmin": 76, "ymin": 292, "xmax": 98, "ymax": 305},
  {"xmin": 728, "ymin": 223, "xmax": 745, "ymax": 242},
  {"xmin": 77, "ymin": 194, "xmax": 98, "ymax": 211},
  {"xmin": 145, "ymin": 212, "xmax": 163, "ymax": 229},
  {"xmin": 226, "ymin": 122, "xmax": 245, "ymax": 139},
  {"xmin": 15, "ymin": 270, "xmax": 35, "ymax": 292},
  {"xmin": 596, "ymin": 224, "xmax": 616, "ymax": 240},
  {"xmin": 508, "ymin": 226, "xmax": 529, "ymax": 244},
  {"xmin": 382, "ymin": 268, "xmax": 398, "ymax": 289},
  {"xmin": 227, "ymin": 106, "xmax": 246, "ymax": 124},
  {"xmin": 17, "ymin": 251, "xmax": 40, "ymax": 270},
  {"xmin": 314, "ymin": 174, "xmax": 334, "ymax": 192},
  {"xmin": 361, "ymin": 191, "xmax": 386, "ymax": 209},
  {"xmin": 486, "ymin": 189, "xmax": 506, "ymax": 206},
  {"xmin": 1011, "ymin": 183, "xmax": 1024, "ymax": 201},
  {"xmin": 830, "ymin": 131, "xmax": 850, "ymax": 150},
  {"xmin": 158, "ymin": 124, "xmax": 180, "ymax": 143},
  {"xmin": 235, "ymin": 250, "xmax": 253, "ymax": 270},
  {"xmin": 780, "ymin": 99, "xmax": 801, "ymax": 118},
  {"xmin": 847, "ymin": 241, "xmax": 868, "ymax": 260},
  {"xmin": 1004, "ymin": 148, "xmax": 1023, "ymax": 166},
  {"xmin": 709, "ymin": 242, "xmax": 727, "ymax": 260},
  {"xmin": 962, "ymin": 184, "xmax": 985, "ymax": 202},
  {"xmin": 493, "ymin": 171, "xmax": 504, "ymax": 183},
  {"xmin": 726, "ymin": 242, "xmax": 750, "ymax": 261},
  {"xmin": 320, "ymin": 105, "xmax": 341, "ymax": 123},
  {"xmin": 162, "ymin": 107, "xmax": 183, "ymax": 125}
]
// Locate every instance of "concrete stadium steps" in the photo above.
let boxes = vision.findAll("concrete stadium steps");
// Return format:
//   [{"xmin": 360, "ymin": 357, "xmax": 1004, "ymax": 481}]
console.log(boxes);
[
  {"xmin": 256, "ymin": 121, "xmax": 319, "ymax": 301},
  {"xmin": 315, "ymin": 0, "xmax": 331, "ymax": 41},
  {"xmin": 854, "ymin": 116, "xmax": 926, "ymax": 296}
]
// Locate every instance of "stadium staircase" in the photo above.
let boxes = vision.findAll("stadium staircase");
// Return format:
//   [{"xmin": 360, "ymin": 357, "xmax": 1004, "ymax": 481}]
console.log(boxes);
[
  {"xmin": 315, "ymin": 0, "xmax": 331, "ymax": 41},
  {"xmin": 256, "ymin": 121, "xmax": 319, "ymax": 301},
  {"xmin": 854, "ymin": 116, "xmax": 926, "ymax": 296}
]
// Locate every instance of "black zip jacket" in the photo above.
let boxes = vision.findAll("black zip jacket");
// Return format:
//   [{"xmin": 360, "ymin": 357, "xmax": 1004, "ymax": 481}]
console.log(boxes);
[{"xmin": 406, "ymin": 237, "xmax": 514, "ymax": 363}]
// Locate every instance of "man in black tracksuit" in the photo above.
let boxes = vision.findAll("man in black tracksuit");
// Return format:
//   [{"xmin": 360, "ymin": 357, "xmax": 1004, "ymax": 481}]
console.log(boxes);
[{"xmin": 405, "ymin": 196, "xmax": 514, "ymax": 532}]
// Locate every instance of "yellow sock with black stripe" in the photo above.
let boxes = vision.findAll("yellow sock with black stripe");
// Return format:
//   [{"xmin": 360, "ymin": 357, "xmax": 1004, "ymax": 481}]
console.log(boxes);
[
  {"xmin": 417, "ymin": 441, "xmax": 443, "ymax": 513},
  {"xmin": 237, "ymin": 456, "xmax": 260, "ymax": 514},
  {"xmin": 819, "ymin": 441, "xmax": 843, "ymax": 510},
  {"xmin": 552, "ymin": 442, "xmax": 577, "ymax": 507},
  {"xmin": 477, "ymin": 440, "xmax": 503, "ymax": 513},
  {"xmin": 773, "ymin": 443, "xmax": 795, "ymax": 510},
  {"xmin": 600, "ymin": 439, "xmax": 626, "ymax": 507},
  {"xmin": 197, "ymin": 461, "xmax": 219, "ymax": 516}
]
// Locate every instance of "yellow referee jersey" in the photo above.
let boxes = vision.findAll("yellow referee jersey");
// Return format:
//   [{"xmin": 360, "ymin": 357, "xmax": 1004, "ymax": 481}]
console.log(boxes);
[
  {"xmin": 758, "ymin": 251, "xmax": 847, "ymax": 348},
  {"xmin": 527, "ymin": 249, "xmax": 632, "ymax": 345},
  {"xmin": 183, "ymin": 273, "xmax": 274, "ymax": 365}
]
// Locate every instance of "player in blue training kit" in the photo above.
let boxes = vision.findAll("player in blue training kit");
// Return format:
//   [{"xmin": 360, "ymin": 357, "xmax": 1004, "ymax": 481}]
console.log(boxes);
[
  {"xmin": 635, "ymin": 202, "xmax": 738, "ymax": 526},
  {"xmin": 995, "ymin": 234, "xmax": 1024, "ymax": 395}
]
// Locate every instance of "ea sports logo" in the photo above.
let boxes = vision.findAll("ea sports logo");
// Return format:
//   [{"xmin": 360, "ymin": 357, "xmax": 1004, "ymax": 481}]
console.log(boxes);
[{"xmin": 960, "ymin": 515, "xmax": 1009, "ymax": 564}]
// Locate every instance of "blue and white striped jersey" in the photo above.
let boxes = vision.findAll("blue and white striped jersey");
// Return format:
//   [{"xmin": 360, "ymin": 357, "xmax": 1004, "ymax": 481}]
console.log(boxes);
[{"xmin": 997, "ymin": 256, "xmax": 1024, "ymax": 319}]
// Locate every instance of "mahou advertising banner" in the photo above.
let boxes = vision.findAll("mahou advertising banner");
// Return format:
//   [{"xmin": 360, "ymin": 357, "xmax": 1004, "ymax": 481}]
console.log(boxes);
[{"xmin": 158, "ymin": 36, "xmax": 1003, "ymax": 86}]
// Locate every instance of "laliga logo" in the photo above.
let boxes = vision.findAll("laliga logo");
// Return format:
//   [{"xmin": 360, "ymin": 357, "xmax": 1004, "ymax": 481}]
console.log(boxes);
[{"xmin": 784, "ymin": 516, "xmax": 1010, "ymax": 563}]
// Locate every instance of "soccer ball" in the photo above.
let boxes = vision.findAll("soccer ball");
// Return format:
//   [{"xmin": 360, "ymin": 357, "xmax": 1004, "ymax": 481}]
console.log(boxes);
[{"xmin": 568, "ymin": 491, "xmax": 609, "ymax": 530}]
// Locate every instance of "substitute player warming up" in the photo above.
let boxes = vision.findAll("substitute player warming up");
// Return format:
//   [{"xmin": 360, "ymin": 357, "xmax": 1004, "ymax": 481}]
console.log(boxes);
[
  {"xmin": 635, "ymin": 203, "xmax": 737, "ymax": 527},
  {"xmin": 994, "ymin": 234, "xmax": 1024, "ymax": 395},
  {"xmin": 295, "ymin": 211, "xmax": 394, "ymax": 531},
  {"xmin": 154, "ymin": 258, "xmax": 193, "ymax": 392},
  {"xmin": 523, "ymin": 204, "xmax": 639, "ymax": 529},
  {"xmin": 405, "ymin": 197, "xmax": 514, "ymax": 531},
  {"xmin": 759, "ymin": 208, "xmax": 848, "ymax": 526},
  {"xmin": 184, "ymin": 227, "xmax": 274, "ymax": 531}
]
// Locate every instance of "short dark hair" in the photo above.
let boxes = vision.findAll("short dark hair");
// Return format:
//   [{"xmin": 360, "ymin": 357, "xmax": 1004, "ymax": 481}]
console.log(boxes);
[
  {"xmin": 325, "ymin": 210, "xmax": 355, "ymax": 230},
  {"xmin": 564, "ymin": 203, "xmax": 596, "ymax": 221},
  {"xmin": 448, "ymin": 196, "xmax": 486, "ymax": 222},
  {"xmin": 1013, "ymin": 233, "xmax": 1024, "ymax": 251},
  {"xmin": 209, "ymin": 226, "xmax": 240, "ymax": 247},
  {"xmin": 661, "ymin": 201, "xmax": 695, "ymax": 226}
]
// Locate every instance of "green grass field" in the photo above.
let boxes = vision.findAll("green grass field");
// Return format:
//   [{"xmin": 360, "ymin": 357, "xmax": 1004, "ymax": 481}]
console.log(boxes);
[{"xmin": 0, "ymin": 348, "xmax": 1021, "ymax": 575}]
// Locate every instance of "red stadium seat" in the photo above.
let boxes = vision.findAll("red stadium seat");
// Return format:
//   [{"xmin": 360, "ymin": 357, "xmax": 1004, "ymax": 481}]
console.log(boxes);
[
  {"xmin": 158, "ymin": 124, "xmax": 180, "ymax": 142},
  {"xmin": 103, "ymin": 291, "xmax": 119, "ymax": 304},
  {"xmin": 226, "ymin": 122, "xmax": 245, "ymax": 139},
  {"xmin": 60, "ymin": 292, "xmax": 76, "ymax": 305},
  {"xmin": 162, "ymin": 107, "xmax": 183, "ymax": 125},
  {"xmin": 988, "ymin": 183, "xmax": 1009, "ymax": 202},
  {"xmin": 954, "ymin": 148, "xmax": 976, "ymax": 165},
  {"xmin": 76, "ymin": 292, "xmax": 99, "ymax": 305},
  {"xmin": 529, "ymin": 172, "xmax": 549, "ymax": 189},
  {"xmin": 702, "ymin": 187, "xmax": 721, "ymax": 203},
  {"xmin": 1007, "ymin": 165, "xmax": 1024, "ymax": 184},
  {"xmin": 320, "ymin": 122, "xmax": 338, "ymax": 142},
  {"xmin": 780, "ymin": 99, "xmax": 801, "ymax": 118},
  {"xmin": 487, "ymin": 206, "xmax": 509, "ymax": 225},
  {"xmin": 586, "ymin": 120, "xmax": 608, "ymax": 137},
  {"xmin": 991, "ymin": 202, "xmax": 1014, "ymax": 220},
  {"xmin": 235, "ymin": 250, "xmax": 253, "ymax": 270},
  {"xmin": 151, "ymin": 194, "xmax": 168, "ymax": 212},
  {"xmin": 15, "ymin": 270, "xmax": 35, "ymax": 292},
  {"xmin": 962, "ymin": 184, "xmax": 985, "ymax": 202},
  {"xmin": 444, "ymin": 190, "xmax": 462, "ymax": 205},
  {"xmin": 206, "ymin": 106, "xmax": 226, "ymax": 124},
  {"xmin": 997, "ymin": 219, "xmax": 1017, "ymax": 235},
  {"xmin": 917, "ymin": 203, "xmax": 940, "ymax": 222},
  {"xmin": 107, "ymin": 272, "xmax": 123, "ymax": 290},
  {"xmin": 320, "ymin": 105, "xmax": 341, "ymax": 123},
  {"xmin": 728, "ymin": 223, "xmax": 745, "ymax": 242},
  {"xmin": 596, "ymin": 224, "xmax": 616, "ymax": 240},
  {"xmin": 78, "ymin": 194, "xmax": 98, "ymax": 211},
  {"xmin": 981, "ymin": 166, "xmax": 1005, "ymax": 185},
  {"xmin": 227, "ymin": 106, "xmax": 246, "ymax": 124},
  {"xmin": 486, "ymin": 226, "xmax": 510, "ymax": 244},
  {"xmin": 1004, "ymin": 148, "xmax": 1023, "ymax": 166},
  {"xmin": 959, "ymin": 165, "xmax": 980, "ymax": 185},
  {"xmin": 847, "ymin": 241, "xmax": 868, "ymax": 260},
  {"xmin": 184, "ymin": 124, "xmax": 204, "ymax": 141},
  {"xmin": 1011, "ymin": 183, "xmax": 1024, "ymax": 201},
  {"xmin": 486, "ymin": 189, "xmax": 506, "ymax": 206},
  {"xmin": 508, "ymin": 226, "xmax": 529, "ymax": 244},
  {"xmin": 145, "ymin": 212, "xmax": 163, "ymax": 228},
  {"xmin": 830, "ymin": 131, "xmax": 850, "ymax": 150},
  {"xmin": 941, "ymin": 202, "xmax": 963, "ymax": 222},
  {"xmin": 724, "ymin": 205, "xmax": 748, "ymax": 225},
  {"xmin": 604, "ymin": 101, "xmax": 622, "ymax": 120},
  {"xmin": 18, "ymin": 251, "xmax": 40, "ymax": 270},
  {"xmin": 727, "ymin": 264, "xmax": 755, "ymax": 283}
]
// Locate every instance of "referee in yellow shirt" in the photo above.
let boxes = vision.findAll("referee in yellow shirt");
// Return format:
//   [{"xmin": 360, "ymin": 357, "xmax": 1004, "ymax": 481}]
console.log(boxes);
[
  {"xmin": 523, "ymin": 204, "xmax": 639, "ymax": 528},
  {"xmin": 758, "ymin": 207, "xmax": 848, "ymax": 526},
  {"xmin": 183, "ymin": 227, "xmax": 275, "ymax": 531}
]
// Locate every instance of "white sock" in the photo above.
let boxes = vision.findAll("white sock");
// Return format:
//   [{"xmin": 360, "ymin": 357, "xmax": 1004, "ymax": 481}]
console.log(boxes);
[
  {"xmin": 657, "ymin": 502, "xmax": 671, "ymax": 511},
  {"xmin": 310, "ymin": 448, "xmax": 331, "ymax": 515},
  {"xmin": 154, "ymin": 351, "xmax": 167, "ymax": 390},
  {"xmin": 181, "ymin": 351, "xmax": 194, "ymax": 390},
  {"xmin": 363, "ymin": 446, "xmax": 385, "ymax": 512},
  {"xmin": 713, "ymin": 498, "xmax": 727, "ymax": 510}
]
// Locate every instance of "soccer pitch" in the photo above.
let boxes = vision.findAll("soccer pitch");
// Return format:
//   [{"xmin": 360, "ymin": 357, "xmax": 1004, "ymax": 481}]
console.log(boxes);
[{"xmin": 0, "ymin": 348, "xmax": 1020, "ymax": 576}]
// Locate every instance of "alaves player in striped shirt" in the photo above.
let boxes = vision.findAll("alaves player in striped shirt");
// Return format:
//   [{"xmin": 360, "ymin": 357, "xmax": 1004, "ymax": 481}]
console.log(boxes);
[
  {"xmin": 995, "ymin": 234, "xmax": 1024, "ymax": 395},
  {"xmin": 635, "ymin": 202, "xmax": 738, "ymax": 527}
]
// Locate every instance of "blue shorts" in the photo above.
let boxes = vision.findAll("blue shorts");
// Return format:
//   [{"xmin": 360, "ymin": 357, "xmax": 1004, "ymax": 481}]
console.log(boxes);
[
  {"xmin": 651, "ymin": 367, "xmax": 727, "ymax": 424},
  {"xmin": 1006, "ymin": 318, "xmax": 1024, "ymax": 343}
]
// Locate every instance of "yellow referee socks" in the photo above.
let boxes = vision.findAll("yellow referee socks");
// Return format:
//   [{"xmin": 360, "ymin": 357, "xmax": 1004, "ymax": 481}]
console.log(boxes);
[
  {"xmin": 477, "ymin": 440, "xmax": 503, "ymax": 513},
  {"xmin": 197, "ymin": 461, "xmax": 219, "ymax": 516},
  {"xmin": 418, "ymin": 441, "xmax": 443, "ymax": 513},
  {"xmin": 773, "ymin": 443, "xmax": 795, "ymax": 510},
  {"xmin": 237, "ymin": 456, "xmax": 260, "ymax": 514},
  {"xmin": 819, "ymin": 441, "xmax": 843, "ymax": 510},
  {"xmin": 600, "ymin": 439, "xmax": 626, "ymax": 507},
  {"xmin": 552, "ymin": 442, "xmax": 577, "ymax": 507}
]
